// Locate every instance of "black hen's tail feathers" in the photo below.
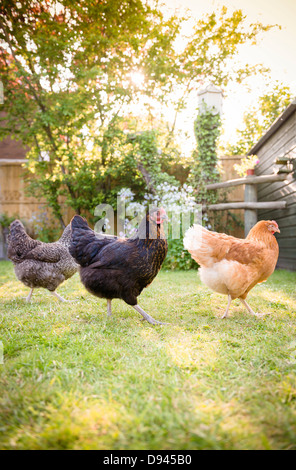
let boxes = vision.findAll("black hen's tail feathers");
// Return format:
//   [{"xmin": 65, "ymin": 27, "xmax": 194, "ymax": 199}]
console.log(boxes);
[{"xmin": 69, "ymin": 215, "xmax": 115, "ymax": 267}]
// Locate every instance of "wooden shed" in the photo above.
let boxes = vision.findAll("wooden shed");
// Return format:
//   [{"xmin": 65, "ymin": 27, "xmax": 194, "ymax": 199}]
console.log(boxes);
[{"xmin": 248, "ymin": 99, "xmax": 296, "ymax": 271}]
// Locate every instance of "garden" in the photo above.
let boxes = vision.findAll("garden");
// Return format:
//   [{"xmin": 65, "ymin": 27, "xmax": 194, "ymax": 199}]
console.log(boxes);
[{"xmin": 0, "ymin": 0, "xmax": 296, "ymax": 453}]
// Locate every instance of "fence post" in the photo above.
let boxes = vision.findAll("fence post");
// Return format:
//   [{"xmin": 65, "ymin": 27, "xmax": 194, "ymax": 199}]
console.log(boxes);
[{"xmin": 244, "ymin": 181, "xmax": 257, "ymax": 237}]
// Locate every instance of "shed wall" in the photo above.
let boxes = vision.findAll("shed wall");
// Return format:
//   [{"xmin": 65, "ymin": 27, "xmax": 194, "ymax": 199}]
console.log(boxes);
[{"xmin": 255, "ymin": 111, "xmax": 296, "ymax": 271}]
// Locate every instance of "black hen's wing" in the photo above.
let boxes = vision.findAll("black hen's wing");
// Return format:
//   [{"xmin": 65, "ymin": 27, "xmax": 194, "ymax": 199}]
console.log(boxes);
[
  {"xmin": 88, "ymin": 239, "xmax": 139, "ymax": 270},
  {"xmin": 69, "ymin": 215, "xmax": 118, "ymax": 267}
]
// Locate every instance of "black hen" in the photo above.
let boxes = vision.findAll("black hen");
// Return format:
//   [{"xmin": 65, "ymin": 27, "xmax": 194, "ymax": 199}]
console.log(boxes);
[{"xmin": 69, "ymin": 208, "xmax": 168, "ymax": 324}]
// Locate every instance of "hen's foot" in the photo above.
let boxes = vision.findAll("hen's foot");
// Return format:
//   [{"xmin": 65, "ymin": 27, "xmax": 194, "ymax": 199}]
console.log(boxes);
[
  {"xmin": 133, "ymin": 305, "xmax": 166, "ymax": 325},
  {"xmin": 221, "ymin": 295, "xmax": 232, "ymax": 319},
  {"xmin": 240, "ymin": 299, "xmax": 271, "ymax": 318},
  {"xmin": 50, "ymin": 291, "xmax": 68, "ymax": 302},
  {"xmin": 23, "ymin": 289, "xmax": 34, "ymax": 303},
  {"xmin": 253, "ymin": 312, "xmax": 272, "ymax": 318}
]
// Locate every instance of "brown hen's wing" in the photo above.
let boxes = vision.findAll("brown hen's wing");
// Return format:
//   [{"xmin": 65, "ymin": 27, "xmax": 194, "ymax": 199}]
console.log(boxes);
[
  {"xmin": 184, "ymin": 224, "xmax": 265, "ymax": 267},
  {"xmin": 224, "ymin": 238, "xmax": 266, "ymax": 265}
]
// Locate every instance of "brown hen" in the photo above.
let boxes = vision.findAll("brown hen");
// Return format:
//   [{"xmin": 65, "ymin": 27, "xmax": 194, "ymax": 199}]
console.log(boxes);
[{"xmin": 184, "ymin": 220, "xmax": 280, "ymax": 317}]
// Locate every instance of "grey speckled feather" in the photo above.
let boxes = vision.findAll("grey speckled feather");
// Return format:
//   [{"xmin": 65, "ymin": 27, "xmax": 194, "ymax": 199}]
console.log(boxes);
[{"xmin": 8, "ymin": 220, "xmax": 78, "ymax": 294}]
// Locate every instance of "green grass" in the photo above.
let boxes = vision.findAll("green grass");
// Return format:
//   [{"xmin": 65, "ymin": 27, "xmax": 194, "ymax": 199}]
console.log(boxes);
[{"xmin": 0, "ymin": 260, "xmax": 296, "ymax": 450}]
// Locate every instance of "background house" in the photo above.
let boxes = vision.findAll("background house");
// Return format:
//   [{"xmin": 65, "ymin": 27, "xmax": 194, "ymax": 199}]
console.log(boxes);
[{"xmin": 249, "ymin": 100, "xmax": 296, "ymax": 271}]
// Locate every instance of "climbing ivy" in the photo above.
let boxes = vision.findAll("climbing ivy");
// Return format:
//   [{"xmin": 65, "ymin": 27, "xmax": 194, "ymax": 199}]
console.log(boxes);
[{"xmin": 190, "ymin": 107, "xmax": 222, "ymax": 204}]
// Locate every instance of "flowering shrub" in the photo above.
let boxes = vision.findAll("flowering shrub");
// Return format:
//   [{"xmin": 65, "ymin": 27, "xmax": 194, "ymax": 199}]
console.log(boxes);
[
  {"xmin": 0, "ymin": 213, "xmax": 15, "ymax": 229},
  {"xmin": 29, "ymin": 210, "xmax": 61, "ymax": 242},
  {"xmin": 233, "ymin": 155, "xmax": 259, "ymax": 177},
  {"xmin": 118, "ymin": 183, "xmax": 199, "ymax": 270}
]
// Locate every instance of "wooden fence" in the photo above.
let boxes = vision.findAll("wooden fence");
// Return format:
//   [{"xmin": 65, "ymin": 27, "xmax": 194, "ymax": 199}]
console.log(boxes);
[{"xmin": 205, "ymin": 172, "xmax": 290, "ymax": 236}]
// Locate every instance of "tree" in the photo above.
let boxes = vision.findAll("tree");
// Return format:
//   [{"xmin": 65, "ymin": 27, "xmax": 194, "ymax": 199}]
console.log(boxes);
[
  {"xmin": 225, "ymin": 82, "xmax": 294, "ymax": 155},
  {"xmin": 0, "ymin": 1, "xmax": 274, "ymax": 225}
]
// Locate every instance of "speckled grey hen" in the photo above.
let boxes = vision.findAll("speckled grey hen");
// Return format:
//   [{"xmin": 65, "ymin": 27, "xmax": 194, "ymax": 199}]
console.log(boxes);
[{"xmin": 7, "ymin": 220, "xmax": 78, "ymax": 302}]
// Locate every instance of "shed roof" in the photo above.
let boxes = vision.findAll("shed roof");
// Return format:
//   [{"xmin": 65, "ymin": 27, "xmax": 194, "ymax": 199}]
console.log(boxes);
[{"xmin": 248, "ymin": 98, "xmax": 296, "ymax": 155}]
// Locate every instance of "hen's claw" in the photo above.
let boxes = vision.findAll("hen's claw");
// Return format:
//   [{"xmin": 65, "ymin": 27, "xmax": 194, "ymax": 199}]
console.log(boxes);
[
  {"xmin": 254, "ymin": 312, "xmax": 272, "ymax": 318},
  {"xmin": 23, "ymin": 289, "xmax": 34, "ymax": 303},
  {"xmin": 133, "ymin": 305, "xmax": 166, "ymax": 325},
  {"xmin": 240, "ymin": 299, "xmax": 271, "ymax": 318},
  {"xmin": 51, "ymin": 291, "xmax": 68, "ymax": 302}
]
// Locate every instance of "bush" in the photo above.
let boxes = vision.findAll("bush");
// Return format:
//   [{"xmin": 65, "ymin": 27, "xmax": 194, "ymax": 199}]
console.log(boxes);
[{"xmin": 118, "ymin": 183, "xmax": 199, "ymax": 270}]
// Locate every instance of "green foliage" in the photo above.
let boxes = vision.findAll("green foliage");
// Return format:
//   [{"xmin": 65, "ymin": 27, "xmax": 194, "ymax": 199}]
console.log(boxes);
[
  {"xmin": 0, "ymin": 2, "xmax": 274, "ymax": 224},
  {"xmin": 226, "ymin": 82, "xmax": 294, "ymax": 155},
  {"xmin": 163, "ymin": 232, "xmax": 197, "ymax": 271},
  {"xmin": 29, "ymin": 211, "xmax": 61, "ymax": 243},
  {"xmin": 126, "ymin": 130, "xmax": 179, "ymax": 192},
  {"xmin": 233, "ymin": 154, "xmax": 260, "ymax": 177},
  {"xmin": 120, "ymin": 182, "xmax": 198, "ymax": 270},
  {"xmin": 190, "ymin": 108, "xmax": 222, "ymax": 206},
  {"xmin": 0, "ymin": 213, "xmax": 14, "ymax": 229}
]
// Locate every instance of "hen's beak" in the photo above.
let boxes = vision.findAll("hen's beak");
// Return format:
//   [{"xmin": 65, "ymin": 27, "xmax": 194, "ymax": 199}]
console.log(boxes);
[
  {"xmin": 156, "ymin": 214, "xmax": 169, "ymax": 224},
  {"xmin": 155, "ymin": 209, "xmax": 169, "ymax": 224},
  {"xmin": 274, "ymin": 227, "xmax": 280, "ymax": 233}
]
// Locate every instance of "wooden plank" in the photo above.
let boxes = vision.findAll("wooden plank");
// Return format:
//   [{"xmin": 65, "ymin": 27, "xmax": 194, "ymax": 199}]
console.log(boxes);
[
  {"xmin": 255, "ymin": 113, "xmax": 296, "ymax": 167},
  {"xmin": 277, "ymin": 258, "xmax": 296, "ymax": 271},
  {"xmin": 258, "ymin": 180, "xmax": 296, "ymax": 203},
  {"xmin": 204, "ymin": 201, "xmax": 287, "ymax": 211},
  {"xmin": 252, "ymin": 110, "xmax": 296, "ymax": 271},
  {"xmin": 257, "ymin": 133, "xmax": 296, "ymax": 174},
  {"xmin": 258, "ymin": 204, "xmax": 296, "ymax": 221},
  {"xmin": 206, "ymin": 173, "xmax": 287, "ymax": 190},
  {"xmin": 249, "ymin": 103, "xmax": 296, "ymax": 156},
  {"xmin": 277, "ymin": 238, "xmax": 296, "ymax": 249},
  {"xmin": 277, "ymin": 247, "xmax": 296, "ymax": 258},
  {"xmin": 272, "ymin": 213, "xmax": 296, "ymax": 228},
  {"xmin": 258, "ymin": 176, "xmax": 295, "ymax": 199},
  {"xmin": 275, "ymin": 225, "xmax": 296, "ymax": 237},
  {"xmin": 280, "ymin": 244, "xmax": 296, "ymax": 255}
]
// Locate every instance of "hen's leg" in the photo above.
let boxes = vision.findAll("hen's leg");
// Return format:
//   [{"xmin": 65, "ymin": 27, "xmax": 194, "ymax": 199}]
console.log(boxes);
[
  {"xmin": 133, "ymin": 305, "xmax": 165, "ymax": 325},
  {"xmin": 240, "ymin": 299, "xmax": 269, "ymax": 317},
  {"xmin": 222, "ymin": 295, "xmax": 232, "ymax": 319},
  {"xmin": 107, "ymin": 299, "xmax": 112, "ymax": 317},
  {"xmin": 51, "ymin": 291, "xmax": 67, "ymax": 302},
  {"xmin": 24, "ymin": 289, "xmax": 34, "ymax": 303}
]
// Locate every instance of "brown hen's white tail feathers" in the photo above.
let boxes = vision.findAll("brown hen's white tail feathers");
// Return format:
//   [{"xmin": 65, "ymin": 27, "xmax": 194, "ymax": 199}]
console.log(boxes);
[{"xmin": 183, "ymin": 224, "xmax": 204, "ymax": 252}]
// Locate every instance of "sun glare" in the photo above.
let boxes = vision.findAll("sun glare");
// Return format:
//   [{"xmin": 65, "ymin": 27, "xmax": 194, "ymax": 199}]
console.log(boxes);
[{"xmin": 130, "ymin": 71, "xmax": 145, "ymax": 87}]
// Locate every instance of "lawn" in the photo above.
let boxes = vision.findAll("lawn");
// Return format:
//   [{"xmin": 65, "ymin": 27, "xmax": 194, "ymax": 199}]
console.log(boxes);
[{"xmin": 0, "ymin": 260, "xmax": 296, "ymax": 450}]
